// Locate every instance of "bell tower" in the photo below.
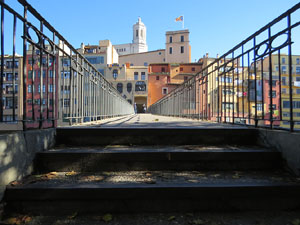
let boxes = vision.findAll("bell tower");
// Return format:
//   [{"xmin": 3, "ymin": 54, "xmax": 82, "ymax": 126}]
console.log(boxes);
[{"xmin": 132, "ymin": 17, "xmax": 148, "ymax": 53}]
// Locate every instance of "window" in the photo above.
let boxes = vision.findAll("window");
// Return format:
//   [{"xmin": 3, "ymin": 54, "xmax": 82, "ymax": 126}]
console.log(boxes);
[
  {"xmin": 162, "ymin": 87, "xmax": 168, "ymax": 95},
  {"xmin": 253, "ymin": 103, "xmax": 263, "ymax": 111},
  {"xmin": 169, "ymin": 47, "xmax": 172, "ymax": 54},
  {"xmin": 38, "ymin": 85, "xmax": 41, "ymax": 93},
  {"xmin": 158, "ymin": 52, "xmax": 162, "ymax": 55},
  {"xmin": 283, "ymin": 101, "xmax": 300, "ymax": 109},
  {"xmin": 156, "ymin": 76, "xmax": 159, "ymax": 80},
  {"xmin": 218, "ymin": 77, "xmax": 233, "ymax": 83},
  {"xmin": 281, "ymin": 66, "xmax": 287, "ymax": 74},
  {"xmin": 181, "ymin": 46, "xmax": 184, "ymax": 54},
  {"xmin": 123, "ymin": 95, "xmax": 127, "ymax": 99},
  {"xmin": 127, "ymin": 99, "xmax": 132, "ymax": 104},
  {"xmin": 98, "ymin": 69, "xmax": 105, "ymax": 75},
  {"xmin": 113, "ymin": 69, "xmax": 118, "ymax": 79},
  {"xmin": 297, "ymin": 58, "xmax": 300, "ymax": 65},
  {"xmin": 63, "ymin": 59, "xmax": 70, "ymax": 67},
  {"xmin": 222, "ymin": 103, "xmax": 234, "ymax": 110},
  {"xmin": 134, "ymin": 72, "xmax": 138, "ymax": 80},
  {"xmin": 296, "ymin": 67, "xmax": 300, "ymax": 74},
  {"xmin": 6, "ymin": 73, "xmax": 13, "ymax": 81},
  {"xmin": 282, "ymin": 57, "xmax": 286, "ymax": 64},
  {"xmin": 184, "ymin": 76, "xmax": 188, "ymax": 81},
  {"xmin": 42, "ymin": 99, "xmax": 46, "ymax": 105},
  {"xmin": 50, "ymin": 84, "xmax": 53, "ymax": 93},
  {"xmin": 136, "ymin": 30, "xmax": 138, "ymax": 37},
  {"xmin": 269, "ymin": 104, "xmax": 276, "ymax": 110},
  {"xmin": 180, "ymin": 67, "xmax": 183, "ymax": 71},
  {"xmin": 135, "ymin": 81, "xmax": 146, "ymax": 91},
  {"xmin": 169, "ymin": 36, "xmax": 172, "ymax": 43},
  {"xmin": 141, "ymin": 72, "xmax": 146, "ymax": 80},
  {"xmin": 28, "ymin": 85, "xmax": 32, "ymax": 93},
  {"xmin": 181, "ymin": 35, "xmax": 184, "ymax": 42},
  {"xmin": 86, "ymin": 56, "xmax": 104, "ymax": 64},
  {"xmin": 144, "ymin": 62, "xmax": 148, "ymax": 66},
  {"xmin": 269, "ymin": 90, "xmax": 276, "ymax": 98},
  {"xmin": 117, "ymin": 83, "xmax": 123, "ymax": 93},
  {"xmin": 297, "ymin": 89, "xmax": 300, "ymax": 94},
  {"xmin": 127, "ymin": 83, "xmax": 132, "ymax": 93},
  {"xmin": 141, "ymin": 29, "xmax": 143, "ymax": 38},
  {"xmin": 296, "ymin": 77, "xmax": 300, "ymax": 81},
  {"xmin": 192, "ymin": 67, "xmax": 195, "ymax": 72},
  {"xmin": 270, "ymin": 80, "xmax": 277, "ymax": 87},
  {"xmin": 43, "ymin": 85, "xmax": 46, "ymax": 93},
  {"xmin": 161, "ymin": 67, "xmax": 165, "ymax": 73},
  {"xmin": 282, "ymin": 77, "xmax": 287, "ymax": 85},
  {"xmin": 43, "ymin": 70, "xmax": 46, "ymax": 78},
  {"xmin": 282, "ymin": 88, "xmax": 286, "ymax": 94},
  {"xmin": 49, "ymin": 70, "xmax": 53, "ymax": 78}
]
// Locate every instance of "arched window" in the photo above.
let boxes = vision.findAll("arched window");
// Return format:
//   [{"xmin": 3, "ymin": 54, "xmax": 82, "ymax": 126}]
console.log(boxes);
[
  {"xmin": 127, "ymin": 83, "xmax": 132, "ymax": 93},
  {"xmin": 113, "ymin": 69, "xmax": 118, "ymax": 79},
  {"xmin": 117, "ymin": 83, "xmax": 123, "ymax": 93},
  {"xmin": 135, "ymin": 81, "xmax": 146, "ymax": 92}
]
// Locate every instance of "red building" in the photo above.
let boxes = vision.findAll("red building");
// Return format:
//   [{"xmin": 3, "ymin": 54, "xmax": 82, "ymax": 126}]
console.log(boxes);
[{"xmin": 25, "ymin": 47, "xmax": 59, "ymax": 128}]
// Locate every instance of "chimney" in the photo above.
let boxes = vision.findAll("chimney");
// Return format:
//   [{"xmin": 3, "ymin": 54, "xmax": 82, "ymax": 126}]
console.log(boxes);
[{"xmin": 206, "ymin": 53, "xmax": 209, "ymax": 58}]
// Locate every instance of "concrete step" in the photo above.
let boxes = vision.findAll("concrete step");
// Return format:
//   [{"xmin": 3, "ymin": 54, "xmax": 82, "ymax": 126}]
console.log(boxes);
[
  {"xmin": 34, "ymin": 146, "xmax": 282, "ymax": 172},
  {"xmin": 56, "ymin": 127, "xmax": 259, "ymax": 146},
  {"xmin": 4, "ymin": 170, "xmax": 300, "ymax": 214}
]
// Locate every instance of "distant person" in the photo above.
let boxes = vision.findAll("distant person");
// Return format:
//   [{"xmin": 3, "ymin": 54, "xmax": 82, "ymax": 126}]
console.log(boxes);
[
  {"xmin": 134, "ymin": 103, "xmax": 137, "ymax": 114},
  {"xmin": 143, "ymin": 104, "xmax": 146, "ymax": 113}
]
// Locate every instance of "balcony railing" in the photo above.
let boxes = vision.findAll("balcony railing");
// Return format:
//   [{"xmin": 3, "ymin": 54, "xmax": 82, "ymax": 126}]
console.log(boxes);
[
  {"xmin": 148, "ymin": 2, "xmax": 300, "ymax": 132},
  {"xmin": 0, "ymin": 0, "xmax": 134, "ymax": 130}
]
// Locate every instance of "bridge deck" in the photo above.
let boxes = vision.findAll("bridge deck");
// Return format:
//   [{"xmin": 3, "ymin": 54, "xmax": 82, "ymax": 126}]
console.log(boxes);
[{"xmin": 72, "ymin": 114, "xmax": 247, "ymax": 128}]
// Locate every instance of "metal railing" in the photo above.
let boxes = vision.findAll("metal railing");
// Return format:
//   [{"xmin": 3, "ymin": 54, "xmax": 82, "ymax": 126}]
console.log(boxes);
[
  {"xmin": 148, "ymin": 2, "xmax": 300, "ymax": 132},
  {"xmin": 0, "ymin": 0, "xmax": 134, "ymax": 130}
]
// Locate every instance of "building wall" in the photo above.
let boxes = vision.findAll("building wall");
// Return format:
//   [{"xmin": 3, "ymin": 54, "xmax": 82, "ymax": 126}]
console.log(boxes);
[
  {"xmin": 119, "ymin": 50, "xmax": 165, "ymax": 67},
  {"xmin": 0, "ymin": 56, "xmax": 23, "ymax": 130},
  {"xmin": 165, "ymin": 30, "xmax": 190, "ymax": 63}
]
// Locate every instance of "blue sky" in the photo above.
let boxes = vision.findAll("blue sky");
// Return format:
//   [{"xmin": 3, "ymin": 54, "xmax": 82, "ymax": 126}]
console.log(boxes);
[{"xmin": 5, "ymin": 0, "xmax": 300, "ymax": 61}]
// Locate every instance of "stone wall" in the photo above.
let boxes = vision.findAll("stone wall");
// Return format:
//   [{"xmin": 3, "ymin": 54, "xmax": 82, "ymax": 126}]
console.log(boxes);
[
  {"xmin": 258, "ymin": 129, "xmax": 300, "ymax": 175},
  {"xmin": 0, "ymin": 129, "xmax": 56, "ymax": 199}
]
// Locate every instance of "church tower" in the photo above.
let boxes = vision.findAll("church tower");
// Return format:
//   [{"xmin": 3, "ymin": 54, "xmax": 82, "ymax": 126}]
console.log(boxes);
[{"xmin": 132, "ymin": 17, "xmax": 148, "ymax": 53}]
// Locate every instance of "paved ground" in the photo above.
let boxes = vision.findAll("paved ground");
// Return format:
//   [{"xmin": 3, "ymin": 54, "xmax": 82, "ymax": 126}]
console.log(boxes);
[
  {"xmin": 2, "ymin": 211, "xmax": 300, "ymax": 225},
  {"xmin": 73, "ymin": 114, "xmax": 245, "ymax": 129}
]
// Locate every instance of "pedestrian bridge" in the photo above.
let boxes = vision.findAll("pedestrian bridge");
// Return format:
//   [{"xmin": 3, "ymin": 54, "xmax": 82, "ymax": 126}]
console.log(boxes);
[{"xmin": 0, "ymin": 0, "xmax": 300, "ymax": 219}]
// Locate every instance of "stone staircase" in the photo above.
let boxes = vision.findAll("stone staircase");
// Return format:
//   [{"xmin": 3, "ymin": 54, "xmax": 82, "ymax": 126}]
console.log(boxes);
[{"xmin": 3, "ymin": 127, "xmax": 300, "ymax": 215}]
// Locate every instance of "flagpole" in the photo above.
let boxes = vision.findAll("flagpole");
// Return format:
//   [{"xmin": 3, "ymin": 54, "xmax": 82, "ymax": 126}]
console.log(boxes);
[{"xmin": 182, "ymin": 15, "xmax": 184, "ymax": 29}]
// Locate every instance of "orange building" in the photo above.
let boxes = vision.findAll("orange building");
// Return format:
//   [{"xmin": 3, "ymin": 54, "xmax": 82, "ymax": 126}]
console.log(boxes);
[{"xmin": 148, "ymin": 63, "xmax": 202, "ymax": 106}]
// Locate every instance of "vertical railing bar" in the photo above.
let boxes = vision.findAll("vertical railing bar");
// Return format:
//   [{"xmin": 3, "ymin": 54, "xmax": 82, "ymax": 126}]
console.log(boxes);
[
  {"xmin": 31, "ymin": 45, "xmax": 35, "ymax": 121},
  {"xmin": 22, "ymin": 5, "xmax": 28, "ymax": 130},
  {"xmin": 39, "ymin": 21, "xmax": 43, "ymax": 129},
  {"xmin": 247, "ymin": 51, "xmax": 251, "ymax": 124},
  {"xmin": 261, "ymin": 56, "xmax": 265, "ymax": 122},
  {"xmin": 268, "ymin": 27, "xmax": 273, "ymax": 129},
  {"xmin": 242, "ymin": 45, "xmax": 245, "ymax": 120},
  {"xmin": 12, "ymin": 15, "xmax": 17, "ymax": 121},
  {"xmin": 287, "ymin": 14, "xmax": 294, "ymax": 132},
  {"xmin": 52, "ymin": 32, "xmax": 56, "ymax": 127},
  {"xmin": 278, "ymin": 50, "xmax": 282, "ymax": 121},
  {"xmin": 0, "ymin": 4, "xmax": 4, "ymax": 122},
  {"xmin": 253, "ymin": 37, "xmax": 258, "ymax": 127},
  {"xmin": 232, "ymin": 52, "xmax": 235, "ymax": 123}
]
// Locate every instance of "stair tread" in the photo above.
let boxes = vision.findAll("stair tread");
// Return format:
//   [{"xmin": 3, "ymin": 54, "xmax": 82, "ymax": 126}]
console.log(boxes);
[
  {"xmin": 8, "ymin": 170, "xmax": 299, "ymax": 189},
  {"xmin": 47, "ymin": 145, "xmax": 276, "ymax": 153}
]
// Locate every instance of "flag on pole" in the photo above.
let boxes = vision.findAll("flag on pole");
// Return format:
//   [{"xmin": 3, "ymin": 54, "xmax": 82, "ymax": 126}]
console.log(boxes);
[
  {"xmin": 175, "ymin": 16, "xmax": 183, "ymax": 22},
  {"xmin": 175, "ymin": 15, "xmax": 184, "ymax": 29}
]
